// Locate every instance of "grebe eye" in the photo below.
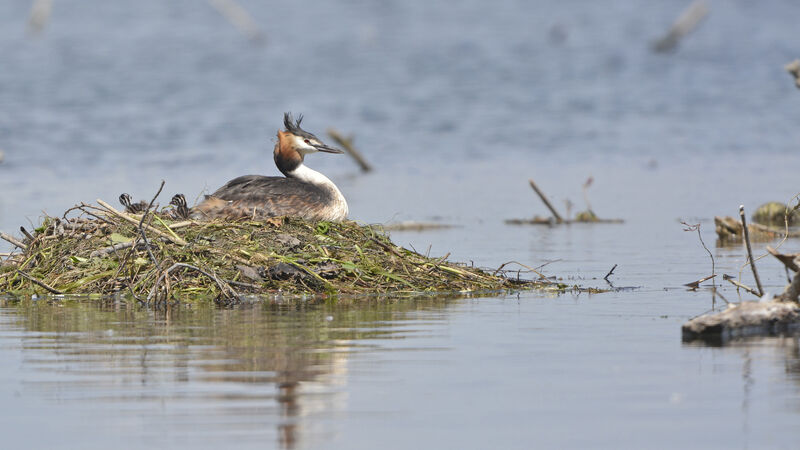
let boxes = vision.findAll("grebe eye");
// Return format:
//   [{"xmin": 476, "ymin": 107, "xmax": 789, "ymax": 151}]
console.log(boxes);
[{"xmin": 304, "ymin": 139, "xmax": 310, "ymax": 144}]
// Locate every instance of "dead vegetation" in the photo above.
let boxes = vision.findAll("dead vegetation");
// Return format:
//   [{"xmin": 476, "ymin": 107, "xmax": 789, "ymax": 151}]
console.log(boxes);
[
  {"xmin": 506, "ymin": 177, "xmax": 624, "ymax": 226},
  {"xmin": 0, "ymin": 197, "xmax": 577, "ymax": 305},
  {"xmin": 715, "ymin": 199, "xmax": 800, "ymax": 243},
  {"xmin": 683, "ymin": 199, "xmax": 800, "ymax": 343},
  {"xmin": 787, "ymin": 59, "xmax": 800, "ymax": 89}
]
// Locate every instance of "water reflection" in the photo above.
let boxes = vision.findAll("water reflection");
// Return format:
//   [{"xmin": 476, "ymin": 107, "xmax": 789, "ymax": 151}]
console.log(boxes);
[{"xmin": 0, "ymin": 296, "xmax": 457, "ymax": 449}]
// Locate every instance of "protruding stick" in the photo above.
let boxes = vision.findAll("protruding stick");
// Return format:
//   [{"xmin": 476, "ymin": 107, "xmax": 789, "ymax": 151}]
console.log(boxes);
[
  {"xmin": 740, "ymin": 205, "xmax": 764, "ymax": 297},
  {"xmin": 208, "ymin": 0, "xmax": 265, "ymax": 43},
  {"xmin": 722, "ymin": 274, "xmax": 759, "ymax": 297},
  {"xmin": 16, "ymin": 270, "xmax": 63, "ymax": 294},
  {"xmin": 528, "ymin": 179, "xmax": 564, "ymax": 223},
  {"xmin": 28, "ymin": 0, "xmax": 52, "ymax": 34},
  {"xmin": 604, "ymin": 264, "xmax": 618, "ymax": 281},
  {"xmin": 684, "ymin": 274, "xmax": 716, "ymax": 289},
  {"xmin": 778, "ymin": 258, "xmax": 800, "ymax": 302},
  {"xmin": 0, "ymin": 232, "xmax": 27, "ymax": 250},
  {"xmin": 19, "ymin": 227, "xmax": 35, "ymax": 242},
  {"xmin": 96, "ymin": 199, "xmax": 187, "ymax": 246},
  {"xmin": 767, "ymin": 246, "xmax": 800, "ymax": 273},
  {"xmin": 652, "ymin": 0, "xmax": 709, "ymax": 52},
  {"xmin": 327, "ymin": 129, "xmax": 373, "ymax": 172}
]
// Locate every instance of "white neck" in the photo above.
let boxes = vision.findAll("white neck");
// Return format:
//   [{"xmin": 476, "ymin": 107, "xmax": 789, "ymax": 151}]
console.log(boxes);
[
  {"xmin": 289, "ymin": 162, "xmax": 334, "ymax": 186},
  {"xmin": 288, "ymin": 163, "xmax": 349, "ymax": 220}
]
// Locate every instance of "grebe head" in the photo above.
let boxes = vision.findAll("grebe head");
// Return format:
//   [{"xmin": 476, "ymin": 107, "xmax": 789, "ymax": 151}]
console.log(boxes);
[
  {"xmin": 275, "ymin": 112, "xmax": 343, "ymax": 175},
  {"xmin": 281, "ymin": 112, "xmax": 343, "ymax": 156}
]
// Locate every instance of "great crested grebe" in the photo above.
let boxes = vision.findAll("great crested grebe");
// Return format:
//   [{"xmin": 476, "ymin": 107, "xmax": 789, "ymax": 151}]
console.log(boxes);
[{"xmin": 190, "ymin": 113, "xmax": 349, "ymax": 222}]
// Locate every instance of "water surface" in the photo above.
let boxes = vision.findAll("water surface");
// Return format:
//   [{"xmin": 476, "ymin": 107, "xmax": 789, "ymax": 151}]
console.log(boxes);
[{"xmin": 1, "ymin": 0, "xmax": 800, "ymax": 448}]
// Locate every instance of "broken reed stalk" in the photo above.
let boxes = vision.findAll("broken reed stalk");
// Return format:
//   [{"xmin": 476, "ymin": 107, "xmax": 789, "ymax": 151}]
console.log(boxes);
[
  {"xmin": 652, "ymin": 0, "xmax": 709, "ymax": 52},
  {"xmin": 778, "ymin": 258, "xmax": 800, "ymax": 303},
  {"xmin": 766, "ymin": 249, "xmax": 800, "ymax": 303},
  {"xmin": 327, "ymin": 128, "xmax": 373, "ymax": 172},
  {"xmin": 16, "ymin": 270, "xmax": 62, "ymax": 294},
  {"xmin": 681, "ymin": 221, "xmax": 715, "ymax": 286},
  {"xmin": 722, "ymin": 274, "xmax": 759, "ymax": 297},
  {"xmin": 96, "ymin": 199, "xmax": 187, "ymax": 246},
  {"xmin": 0, "ymin": 232, "xmax": 27, "ymax": 250},
  {"xmin": 604, "ymin": 264, "xmax": 617, "ymax": 281},
  {"xmin": 136, "ymin": 180, "xmax": 167, "ymax": 268},
  {"xmin": 19, "ymin": 227, "xmax": 34, "ymax": 241},
  {"xmin": 684, "ymin": 274, "xmax": 716, "ymax": 289},
  {"xmin": 27, "ymin": 0, "xmax": 52, "ymax": 34},
  {"xmin": 786, "ymin": 60, "xmax": 800, "ymax": 89},
  {"xmin": 493, "ymin": 261, "xmax": 548, "ymax": 281},
  {"xmin": 207, "ymin": 0, "xmax": 265, "ymax": 43},
  {"xmin": 740, "ymin": 205, "xmax": 764, "ymax": 297},
  {"xmin": 767, "ymin": 246, "xmax": 800, "ymax": 272},
  {"xmin": 528, "ymin": 179, "xmax": 564, "ymax": 223},
  {"xmin": 582, "ymin": 177, "xmax": 594, "ymax": 214}
]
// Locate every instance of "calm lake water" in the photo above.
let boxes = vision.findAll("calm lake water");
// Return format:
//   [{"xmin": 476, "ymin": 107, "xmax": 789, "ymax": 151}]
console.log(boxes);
[{"xmin": 2, "ymin": 0, "xmax": 800, "ymax": 448}]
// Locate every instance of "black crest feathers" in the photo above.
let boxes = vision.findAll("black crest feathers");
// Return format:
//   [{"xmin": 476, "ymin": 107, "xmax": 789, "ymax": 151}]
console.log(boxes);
[{"xmin": 282, "ymin": 112, "xmax": 316, "ymax": 140}]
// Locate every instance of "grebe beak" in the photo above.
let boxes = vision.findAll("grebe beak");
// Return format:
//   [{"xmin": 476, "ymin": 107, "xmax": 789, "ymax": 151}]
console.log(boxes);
[{"xmin": 313, "ymin": 143, "xmax": 344, "ymax": 154}]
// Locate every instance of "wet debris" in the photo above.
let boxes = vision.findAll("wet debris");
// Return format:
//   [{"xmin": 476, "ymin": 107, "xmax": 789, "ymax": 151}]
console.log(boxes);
[
  {"xmin": 268, "ymin": 262, "xmax": 308, "ymax": 281},
  {"xmin": 274, "ymin": 233, "xmax": 301, "ymax": 250},
  {"xmin": 682, "ymin": 300, "xmax": 800, "ymax": 345},
  {"xmin": 684, "ymin": 274, "xmax": 716, "ymax": 290},
  {"xmin": 715, "ymin": 216, "xmax": 800, "ymax": 243},
  {"xmin": 683, "ymin": 230, "xmax": 800, "ymax": 344},
  {"xmin": 751, "ymin": 201, "xmax": 800, "ymax": 227},
  {"xmin": 506, "ymin": 177, "xmax": 624, "ymax": 226},
  {"xmin": 716, "ymin": 200, "xmax": 800, "ymax": 243},
  {"xmin": 382, "ymin": 221, "xmax": 455, "ymax": 232},
  {"xmin": 0, "ymin": 197, "xmax": 568, "ymax": 304}
]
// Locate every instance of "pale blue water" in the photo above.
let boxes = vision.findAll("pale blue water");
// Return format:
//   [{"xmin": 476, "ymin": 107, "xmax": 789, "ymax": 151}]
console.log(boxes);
[{"xmin": 1, "ymin": 1, "xmax": 800, "ymax": 448}]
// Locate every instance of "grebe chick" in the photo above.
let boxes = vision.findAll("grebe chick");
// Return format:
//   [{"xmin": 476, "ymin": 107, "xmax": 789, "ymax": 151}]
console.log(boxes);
[
  {"xmin": 169, "ymin": 194, "xmax": 190, "ymax": 220},
  {"xmin": 119, "ymin": 193, "xmax": 148, "ymax": 214},
  {"xmin": 192, "ymin": 113, "xmax": 349, "ymax": 222}
]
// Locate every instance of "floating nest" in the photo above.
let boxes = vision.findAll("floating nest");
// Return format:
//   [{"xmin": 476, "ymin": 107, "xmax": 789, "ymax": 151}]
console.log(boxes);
[{"xmin": 0, "ymin": 200, "xmax": 572, "ymax": 304}]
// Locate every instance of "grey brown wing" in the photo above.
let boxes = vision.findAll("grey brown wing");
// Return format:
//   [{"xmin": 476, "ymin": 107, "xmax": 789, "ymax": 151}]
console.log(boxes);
[{"xmin": 194, "ymin": 175, "xmax": 332, "ymax": 219}]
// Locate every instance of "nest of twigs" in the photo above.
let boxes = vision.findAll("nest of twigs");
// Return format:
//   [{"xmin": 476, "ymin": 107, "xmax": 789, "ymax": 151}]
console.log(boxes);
[{"xmin": 0, "ymin": 198, "xmax": 567, "ymax": 304}]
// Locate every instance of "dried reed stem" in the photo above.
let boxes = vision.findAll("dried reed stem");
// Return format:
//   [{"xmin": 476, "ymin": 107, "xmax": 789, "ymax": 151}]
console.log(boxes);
[
  {"xmin": 0, "ymin": 232, "xmax": 27, "ymax": 250},
  {"xmin": 96, "ymin": 199, "xmax": 187, "ymax": 246},
  {"xmin": 16, "ymin": 270, "xmax": 63, "ymax": 294},
  {"xmin": 327, "ymin": 128, "xmax": 373, "ymax": 172},
  {"xmin": 740, "ymin": 205, "xmax": 764, "ymax": 297},
  {"xmin": 528, "ymin": 179, "xmax": 564, "ymax": 223}
]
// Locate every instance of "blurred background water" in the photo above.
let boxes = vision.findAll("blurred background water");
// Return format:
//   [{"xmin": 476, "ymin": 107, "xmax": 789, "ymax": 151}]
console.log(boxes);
[{"xmin": 1, "ymin": 0, "xmax": 800, "ymax": 448}]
